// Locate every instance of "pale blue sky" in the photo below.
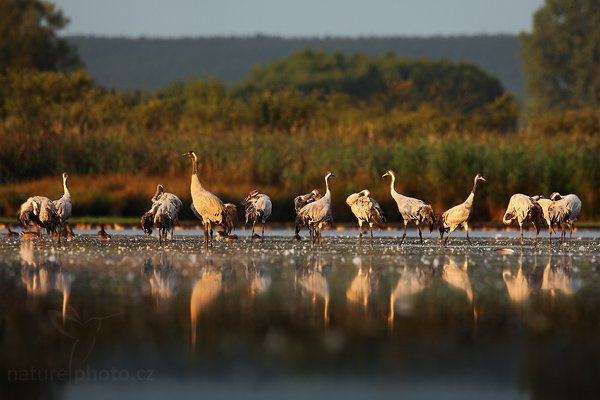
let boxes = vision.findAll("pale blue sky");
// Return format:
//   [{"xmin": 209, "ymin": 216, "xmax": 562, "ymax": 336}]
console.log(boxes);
[{"xmin": 53, "ymin": 0, "xmax": 545, "ymax": 37}]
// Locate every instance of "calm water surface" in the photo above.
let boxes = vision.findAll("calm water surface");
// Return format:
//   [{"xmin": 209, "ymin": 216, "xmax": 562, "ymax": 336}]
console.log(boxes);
[{"xmin": 1, "ymin": 230, "xmax": 599, "ymax": 399}]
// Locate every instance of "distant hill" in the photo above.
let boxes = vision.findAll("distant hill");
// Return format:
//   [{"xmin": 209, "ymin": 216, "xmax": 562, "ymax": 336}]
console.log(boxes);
[{"xmin": 68, "ymin": 35, "xmax": 524, "ymax": 98}]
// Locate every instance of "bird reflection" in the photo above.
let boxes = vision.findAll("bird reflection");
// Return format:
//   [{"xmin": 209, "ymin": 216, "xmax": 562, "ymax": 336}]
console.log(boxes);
[
  {"xmin": 245, "ymin": 259, "xmax": 272, "ymax": 298},
  {"xmin": 441, "ymin": 255, "xmax": 477, "ymax": 320},
  {"xmin": 190, "ymin": 259, "xmax": 223, "ymax": 347},
  {"xmin": 441, "ymin": 256, "xmax": 473, "ymax": 303},
  {"xmin": 296, "ymin": 254, "xmax": 331, "ymax": 325},
  {"xmin": 20, "ymin": 240, "xmax": 72, "ymax": 323},
  {"xmin": 541, "ymin": 255, "xmax": 577, "ymax": 296},
  {"xmin": 346, "ymin": 257, "xmax": 379, "ymax": 308},
  {"xmin": 388, "ymin": 260, "xmax": 433, "ymax": 326},
  {"xmin": 502, "ymin": 254, "xmax": 532, "ymax": 303},
  {"xmin": 143, "ymin": 254, "xmax": 178, "ymax": 306}
]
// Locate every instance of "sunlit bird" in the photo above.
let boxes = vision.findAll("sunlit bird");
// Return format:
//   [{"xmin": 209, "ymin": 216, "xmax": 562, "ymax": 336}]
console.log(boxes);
[
  {"xmin": 243, "ymin": 190, "xmax": 273, "ymax": 240},
  {"xmin": 346, "ymin": 189, "xmax": 385, "ymax": 241},
  {"xmin": 18, "ymin": 196, "xmax": 61, "ymax": 240},
  {"xmin": 502, "ymin": 193, "xmax": 545, "ymax": 245},
  {"xmin": 141, "ymin": 184, "xmax": 182, "ymax": 242},
  {"xmin": 548, "ymin": 192, "xmax": 582, "ymax": 244},
  {"xmin": 382, "ymin": 169, "xmax": 435, "ymax": 246},
  {"xmin": 53, "ymin": 172, "xmax": 72, "ymax": 237},
  {"xmin": 297, "ymin": 171, "xmax": 334, "ymax": 244},
  {"xmin": 439, "ymin": 173, "xmax": 486, "ymax": 246},
  {"xmin": 183, "ymin": 150, "xmax": 227, "ymax": 244},
  {"xmin": 293, "ymin": 189, "xmax": 320, "ymax": 240},
  {"xmin": 531, "ymin": 195, "xmax": 554, "ymax": 242}
]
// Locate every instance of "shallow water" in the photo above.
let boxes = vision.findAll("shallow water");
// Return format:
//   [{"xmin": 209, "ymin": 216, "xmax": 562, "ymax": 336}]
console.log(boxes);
[{"xmin": 1, "ymin": 230, "xmax": 599, "ymax": 399}]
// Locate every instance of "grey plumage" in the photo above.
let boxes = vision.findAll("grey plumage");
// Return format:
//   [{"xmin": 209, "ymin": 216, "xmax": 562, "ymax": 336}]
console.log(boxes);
[
  {"xmin": 191, "ymin": 202, "xmax": 237, "ymax": 236},
  {"xmin": 346, "ymin": 189, "xmax": 385, "ymax": 240},
  {"xmin": 183, "ymin": 150, "xmax": 226, "ymax": 244},
  {"xmin": 141, "ymin": 184, "xmax": 182, "ymax": 241},
  {"xmin": 503, "ymin": 193, "xmax": 545, "ymax": 245},
  {"xmin": 548, "ymin": 192, "xmax": 582, "ymax": 244},
  {"xmin": 531, "ymin": 195, "xmax": 554, "ymax": 242},
  {"xmin": 439, "ymin": 173, "xmax": 486, "ymax": 246},
  {"xmin": 153, "ymin": 200, "xmax": 178, "ymax": 243},
  {"xmin": 297, "ymin": 172, "xmax": 334, "ymax": 244},
  {"xmin": 18, "ymin": 196, "xmax": 61, "ymax": 239},
  {"xmin": 243, "ymin": 190, "xmax": 273, "ymax": 238},
  {"xmin": 382, "ymin": 169, "xmax": 435, "ymax": 246},
  {"xmin": 293, "ymin": 189, "xmax": 320, "ymax": 238}
]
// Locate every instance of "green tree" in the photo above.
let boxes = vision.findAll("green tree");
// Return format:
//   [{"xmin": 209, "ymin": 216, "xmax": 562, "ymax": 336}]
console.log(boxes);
[
  {"xmin": 0, "ymin": 0, "xmax": 80, "ymax": 72},
  {"xmin": 520, "ymin": 0, "xmax": 600, "ymax": 112}
]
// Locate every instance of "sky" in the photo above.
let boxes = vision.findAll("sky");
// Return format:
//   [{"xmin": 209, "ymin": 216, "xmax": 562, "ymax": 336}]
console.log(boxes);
[{"xmin": 53, "ymin": 0, "xmax": 545, "ymax": 38}]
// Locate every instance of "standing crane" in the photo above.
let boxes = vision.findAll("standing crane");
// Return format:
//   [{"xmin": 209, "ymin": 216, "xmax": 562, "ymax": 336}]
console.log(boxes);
[
  {"xmin": 439, "ymin": 173, "xmax": 486, "ymax": 246},
  {"xmin": 53, "ymin": 172, "xmax": 72, "ymax": 237},
  {"xmin": 293, "ymin": 189, "xmax": 320, "ymax": 240},
  {"xmin": 18, "ymin": 196, "xmax": 61, "ymax": 241},
  {"xmin": 242, "ymin": 190, "xmax": 273, "ymax": 240},
  {"xmin": 153, "ymin": 200, "xmax": 178, "ymax": 243},
  {"xmin": 502, "ymin": 194, "xmax": 545, "ymax": 245},
  {"xmin": 297, "ymin": 171, "xmax": 334, "ymax": 244},
  {"xmin": 548, "ymin": 192, "xmax": 582, "ymax": 244},
  {"xmin": 182, "ymin": 150, "xmax": 226, "ymax": 244},
  {"xmin": 382, "ymin": 170, "xmax": 435, "ymax": 246},
  {"xmin": 346, "ymin": 189, "xmax": 385, "ymax": 241},
  {"xmin": 531, "ymin": 195, "xmax": 554, "ymax": 243},
  {"xmin": 141, "ymin": 184, "xmax": 182, "ymax": 242}
]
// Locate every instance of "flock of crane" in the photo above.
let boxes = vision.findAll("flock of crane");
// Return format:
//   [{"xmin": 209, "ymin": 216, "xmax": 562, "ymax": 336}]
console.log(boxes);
[{"xmin": 12, "ymin": 150, "xmax": 582, "ymax": 246}]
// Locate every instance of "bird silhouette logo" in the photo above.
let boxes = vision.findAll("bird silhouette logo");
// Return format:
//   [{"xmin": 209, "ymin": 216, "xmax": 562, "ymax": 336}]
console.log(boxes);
[{"xmin": 48, "ymin": 305, "xmax": 120, "ymax": 371}]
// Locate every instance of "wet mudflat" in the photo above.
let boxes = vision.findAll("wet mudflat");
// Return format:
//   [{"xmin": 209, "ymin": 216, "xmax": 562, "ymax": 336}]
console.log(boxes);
[{"xmin": 1, "ymin": 230, "xmax": 599, "ymax": 400}]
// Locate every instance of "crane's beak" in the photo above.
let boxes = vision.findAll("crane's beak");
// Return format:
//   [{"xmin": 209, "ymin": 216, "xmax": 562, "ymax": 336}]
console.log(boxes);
[
  {"xmin": 181, "ymin": 153, "xmax": 189, "ymax": 157},
  {"xmin": 382, "ymin": 172, "xmax": 390, "ymax": 178},
  {"xmin": 480, "ymin": 176, "xmax": 486, "ymax": 182}
]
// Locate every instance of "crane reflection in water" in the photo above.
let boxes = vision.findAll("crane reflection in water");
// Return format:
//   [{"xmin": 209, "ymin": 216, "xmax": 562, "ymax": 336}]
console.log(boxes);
[
  {"xmin": 20, "ymin": 240, "xmax": 71, "ymax": 323},
  {"xmin": 388, "ymin": 257, "xmax": 433, "ymax": 327},
  {"xmin": 295, "ymin": 254, "xmax": 331, "ymax": 325},
  {"xmin": 190, "ymin": 258, "xmax": 225, "ymax": 348},
  {"xmin": 143, "ymin": 253, "xmax": 179, "ymax": 306},
  {"xmin": 346, "ymin": 256, "xmax": 379, "ymax": 308}
]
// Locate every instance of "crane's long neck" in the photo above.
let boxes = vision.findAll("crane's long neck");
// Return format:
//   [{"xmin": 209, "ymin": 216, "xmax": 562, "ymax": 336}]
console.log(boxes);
[
  {"xmin": 324, "ymin": 175, "xmax": 331, "ymax": 201},
  {"xmin": 191, "ymin": 158, "xmax": 204, "ymax": 190},
  {"xmin": 63, "ymin": 177, "xmax": 71, "ymax": 199},
  {"xmin": 388, "ymin": 174, "xmax": 403, "ymax": 198},
  {"xmin": 465, "ymin": 178, "xmax": 479, "ymax": 206}
]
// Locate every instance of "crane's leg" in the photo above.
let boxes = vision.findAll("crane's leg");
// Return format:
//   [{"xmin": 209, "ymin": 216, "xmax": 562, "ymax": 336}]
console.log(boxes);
[
  {"xmin": 203, "ymin": 223, "xmax": 208, "ymax": 244},
  {"xmin": 443, "ymin": 227, "xmax": 455, "ymax": 246},
  {"xmin": 416, "ymin": 223, "xmax": 423, "ymax": 246},
  {"xmin": 251, "ymin": 221, "xmax": 256, "ymax": 238},
  {"xmin": 519, "ymin": 223, "xmax": 523, "ymax": 247},
  {"xmin": 262, "ymin": 221, "xmax": 265, "ymax": 238},
  {"xmin": 561, "ymin": 224, "xmax": 565, "ymax": 245},
  {"xmin": 568, "ymin": 222, "xmax": 574, "ymax": 244},
  {"xmin": 170, "ymin": 227, "xmax": 173, "ymax": 241},
  {"xmin": 464, "ymin": 223, "xmax": 472, "ymax": 246},
  {"xmin": 400, "ymin": 221, "xmax": 408, "ymax": 245},
  {"xmin": 549, "ymin": 227, "xmax": 552, "ymax": 246},
  {"xmin": 358, "ymin": 220, "xmax": 363, "ymax": 241},
  {"xmin": 370, "ymin": 223, "xmax": 374, "ymax": 241}
]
